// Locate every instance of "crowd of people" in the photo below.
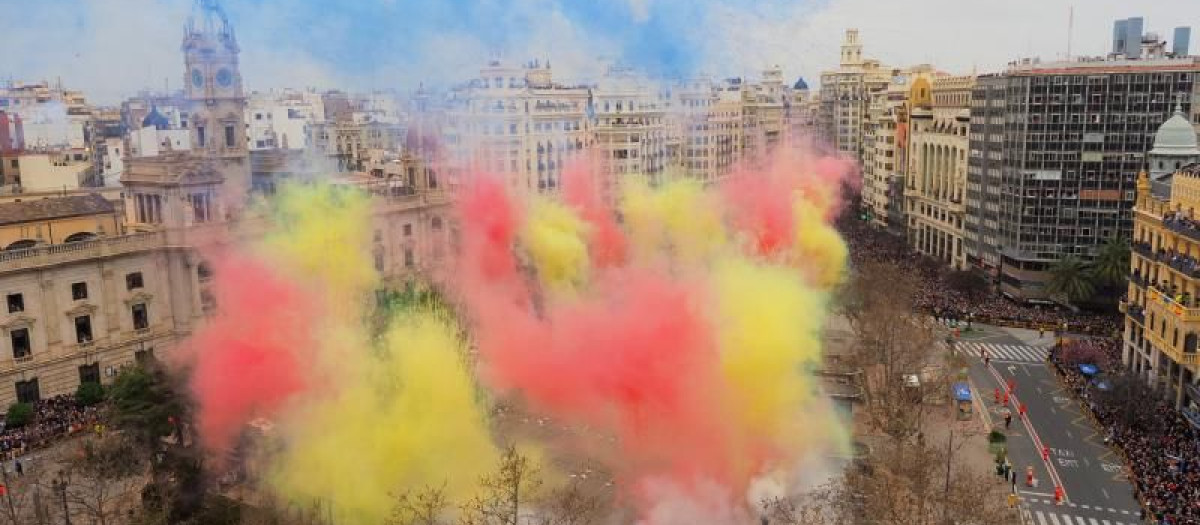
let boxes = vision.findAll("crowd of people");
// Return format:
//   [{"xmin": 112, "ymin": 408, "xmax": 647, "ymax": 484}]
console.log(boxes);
[
  {"xmin": 841, "ymin": 219, "xmax": 1200, "ymax": 523},
  {"xmin": 839, "ymin": 220, "xmax": 1121, "ymax": 336},
  {"xmin": 1051, "ymin": 341, "xmax": 1200, "ymax": 524},
  {"xmin": 0, "ymin": 394, "xmax": 103, "ymax": 461}
]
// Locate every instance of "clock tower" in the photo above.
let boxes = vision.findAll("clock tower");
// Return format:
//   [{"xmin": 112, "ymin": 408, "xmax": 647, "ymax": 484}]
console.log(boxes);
[{"xmin": 182, "ymin": 0, "xmax": 250, "ymax": 207}]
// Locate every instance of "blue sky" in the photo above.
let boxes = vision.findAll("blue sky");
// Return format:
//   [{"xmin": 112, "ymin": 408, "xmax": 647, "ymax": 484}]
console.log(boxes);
[{"xmin": 2, "ymin": 0, "xmax": 1200, "ymax": 103}]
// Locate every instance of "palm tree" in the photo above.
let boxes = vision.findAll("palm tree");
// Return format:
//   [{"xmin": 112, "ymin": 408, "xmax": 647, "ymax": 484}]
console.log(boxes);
[
  {"xmin": 1090, "ymin": 237, "xmax": 1131, "ymax": 288},
  {"xmin": 1047, "ymin": 256, "xmax": 1095, "ymax": 304}
]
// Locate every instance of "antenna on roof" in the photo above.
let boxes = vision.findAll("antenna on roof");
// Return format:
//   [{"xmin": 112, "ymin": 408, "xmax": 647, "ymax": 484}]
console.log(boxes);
[{"xmin": 1066, "ymin": 5, "xmax": 1074, "ymax": 60}]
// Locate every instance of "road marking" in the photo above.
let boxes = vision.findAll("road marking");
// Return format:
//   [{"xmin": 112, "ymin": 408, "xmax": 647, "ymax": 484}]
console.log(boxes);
[
  {"xmin": 1020, "ymin": 490, "xmax": 1054, "ymax": 497},
  {"xmin": 1051, "ymin": 406, "xmax": 1057, "ymax": 414},
  {"xmin": 1100, "ymin": 488, "xmax": 1108, "ymax": 500},
  {"xmin": 986, "ymin": 365, "xmax": 1069, "ymax": 501},
  {"xmin": 1066, "ymin": 429, "xmax": 1073, "ymax": 438},
  {"xmin": 1045, "ymin": 511, "xmax": 1060, "ymax": 525}
]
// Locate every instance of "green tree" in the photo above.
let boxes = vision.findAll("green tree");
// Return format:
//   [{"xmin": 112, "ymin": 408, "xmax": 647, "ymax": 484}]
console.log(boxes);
[
  {"xmin": 76, "ymin": 381, "xmax": 106, "ymax": 406},
  {"xmin": 1047, "ymin": 256, "xmax": 1095, "ymax": 304},
  {"xmin": 5, "ymin": 402, "xmax": 33, "ymax": 428},
  {"xmin": 108, "ymin": 365, "xmax": 185, "ymax": 449},
  {"xmin": 1090, "ymin": 237, "xmax": 1131, "ymax": 288}
]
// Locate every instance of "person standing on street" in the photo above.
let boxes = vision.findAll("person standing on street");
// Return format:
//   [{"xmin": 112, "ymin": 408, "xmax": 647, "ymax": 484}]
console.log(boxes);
[{"xmin": 1004, "ymin": 410, "xmax": 1013, "ymax": 429}]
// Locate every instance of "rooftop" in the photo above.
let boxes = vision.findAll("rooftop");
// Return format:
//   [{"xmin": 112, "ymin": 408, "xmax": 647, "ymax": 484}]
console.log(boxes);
[{"xmin": 0, "ymin": 193, "xmax": 114, "ymax": 226}]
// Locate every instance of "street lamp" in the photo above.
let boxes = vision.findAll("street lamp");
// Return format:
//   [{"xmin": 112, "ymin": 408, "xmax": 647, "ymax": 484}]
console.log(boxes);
[{"xmin": 53, "ymin": 470, "xmax": 70, "ymax": 525}]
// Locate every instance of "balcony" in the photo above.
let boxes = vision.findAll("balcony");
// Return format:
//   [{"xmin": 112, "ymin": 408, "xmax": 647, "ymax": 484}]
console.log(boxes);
[
  {"xmin": 0, "ymin": 232, "xmax": 165, "ymax": 273},
  {"xmin": 1129, "ymin": 272, "xmax": 1147, "ymax": 288},
  {"xmin": 1126, "ymin": 302, "xmax": 1146, "ymax": 325},
  {"xmin": 1131, "ymin": 241, "xmax": 1153, "ymax": 259},
  {"xmin": 1164, "ymin": 216, "xmax": 1200, "ymax": 244},
  {"xmin": 1148, "ymin": 287, "xmax": 1200, "ymax": 323},
  {"xmin": 1145, "ymin": 329, "xmax": 1200, "ymax": 367}
]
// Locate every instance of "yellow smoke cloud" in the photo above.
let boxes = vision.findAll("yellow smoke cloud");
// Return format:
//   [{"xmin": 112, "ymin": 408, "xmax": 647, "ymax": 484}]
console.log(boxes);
[
  {"xmin": 237, "ymin": 184, "xmax": 498, "ymax": 523},
  {"xmin": 521, "ymin": 197, "xmax": 592, "ymax": 291},
  {"xmin": 793, "ymin": 199, "xmax": 847, "ymax": 289},
  {"xmin": 259, "ymin": 184, "xmax": 378, "ymax": 305},
  {"xmin": 621, "ymin": 178, "xmax": 727, "ymax": 265},
  {"xmin": 270, "ymin": 312, "xmax": 497, "ymax": 523},
  {"xmin": 711, "ymin": 256, "xmax": 825, "ymax": 441}
]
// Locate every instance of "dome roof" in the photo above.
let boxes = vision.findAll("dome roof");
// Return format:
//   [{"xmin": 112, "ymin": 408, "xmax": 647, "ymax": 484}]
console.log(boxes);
[
  {"xmin": 1150, "ymin": 105, "xmax": 1200, "ymax": 156},
  {"xmin": 793, "ymin": 77, "xmax": 809, "ymax": 91},
  {"xmin": 141, "ymin": 105, "xmax": 169, "ymax": 131}
]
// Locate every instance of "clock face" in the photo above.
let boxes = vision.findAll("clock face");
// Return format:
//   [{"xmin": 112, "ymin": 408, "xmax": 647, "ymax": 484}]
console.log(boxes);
[
  {"xmin": 191, "ymin": 69, "xmax": 204, "ymax": 88},
  {"xmin": 216, "ymin": 68, "xmax": 233, "ymax": 88}
]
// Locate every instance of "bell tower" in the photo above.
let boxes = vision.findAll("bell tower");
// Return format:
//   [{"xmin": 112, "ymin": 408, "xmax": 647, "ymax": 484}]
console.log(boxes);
[{"xmin": 182, "ymin": 0, "xmax": 249, "ymax": 206}]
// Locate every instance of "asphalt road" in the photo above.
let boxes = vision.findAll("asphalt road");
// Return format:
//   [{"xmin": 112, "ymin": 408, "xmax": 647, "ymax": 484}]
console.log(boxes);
[{"xmin": 959, "ymin": 326, "xmax": 1145, "ymax": 525}]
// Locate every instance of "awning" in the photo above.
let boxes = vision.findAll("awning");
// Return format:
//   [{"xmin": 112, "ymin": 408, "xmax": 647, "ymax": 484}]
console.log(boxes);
[
  {"xmin": 952, "ymin": 382, "xmax": 971, "ymax": 402},
  {"xmin": 1079, "ymin": 364, "xmax": 1099, "ymax": 376}
]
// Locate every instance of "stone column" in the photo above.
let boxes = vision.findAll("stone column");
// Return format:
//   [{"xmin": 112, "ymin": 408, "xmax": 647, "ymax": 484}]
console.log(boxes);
[{"xmin": 38, "ymin": 277, "xmax": 60, "ymax": 346}]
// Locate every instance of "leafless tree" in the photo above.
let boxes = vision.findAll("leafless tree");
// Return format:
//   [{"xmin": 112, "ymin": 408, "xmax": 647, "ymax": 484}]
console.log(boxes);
[
  {"xmin": 829, "ymin": 439, "xmax": 1018, "ymax": 525},
  {"xmin": 535, "ymin": 482, "xmax": 602, "ymax": 525},
  {"xmin": 387, "ymin": 485, "xmax": 452, "ymax": 525},
  {"xmin": 839, "ymin": 261, "xmax": 945, "ymax": 442},
  {"xmin": 459, "ymin": 446, "xmax": 543, "ymax": 525},
  {"xmin": 56, "ymin": 435, "xmax": 145, "ymax": 525}
]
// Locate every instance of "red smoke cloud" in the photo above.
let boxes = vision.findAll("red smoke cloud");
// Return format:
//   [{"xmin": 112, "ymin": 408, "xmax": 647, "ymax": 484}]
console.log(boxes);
[{"xmin": 181, "ymin": 254, "xmax": 320, "ymax": 452}]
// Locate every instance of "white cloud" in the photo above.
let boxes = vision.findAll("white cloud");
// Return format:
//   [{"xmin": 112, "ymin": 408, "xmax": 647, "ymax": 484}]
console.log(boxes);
[{"xmin": 628, "ymin": 0, "xmax": 652, "ymax": 23}]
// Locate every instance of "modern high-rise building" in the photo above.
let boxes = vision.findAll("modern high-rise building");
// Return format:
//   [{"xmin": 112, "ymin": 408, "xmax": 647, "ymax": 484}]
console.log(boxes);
[
  {"xmin": 1175, "ymin": 27, "xmax": 1192, "ymax": 57},
  {"xmin": 967, "ymin": 55, "xmax": 1200, "ymax": 301}
]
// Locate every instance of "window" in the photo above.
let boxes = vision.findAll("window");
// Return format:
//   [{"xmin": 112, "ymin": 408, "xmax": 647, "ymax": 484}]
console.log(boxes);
[
  {"xmin": 132, "ymin": 303, "xmax": 149, "ymax": 330},
  {"xmin": 75, "ymin": 315, "xmax": 93, "ymax": 344},
  {"xmin": 374, "ymin": 250, "xmax": 384, "ymax": 272},
  {"xmin": 10, "ymin": 328, "xmax": 30, "ymax": 359},
  {"xmin": 403, "ymin": 224, "xmax": 412, "ymax": 237},
  {"xmin": 197, "ymin": 126, "xmax": 206, "ymax": 147},
  {"xmin": 9, "ymin": 160, "xmax": 16, "ymax": 169},
  {"xmin": 225, "ymin": 125, "xmax": 236, "ymax": 148},
  {"xmin": 126, "ymin": 272, "xmax": 144, "ymax": 290},
  {"xmin": 71, "ymin": 282, "xmax": 88, "ymax": 301},
  {"xmin": 6, "ymin": 293, "xmax": 23, "ymax": 313},
  {"xmin": 78, "ymin": 363, "xmax": 100, "ymax": 385},
  {"xmin": 15, "ymin": 378, "xmax": 39, "ymax": 404},
  {"xmin": 404, "ymin": 248, "xmax": 415, "ymax": 268},
  {"xmin": 432, "ymin": 217, "xmax": 443, "ymax": 230},
  {"xmin": 197, "ymin": 262, "xmax": 213, "ymax": 282}
]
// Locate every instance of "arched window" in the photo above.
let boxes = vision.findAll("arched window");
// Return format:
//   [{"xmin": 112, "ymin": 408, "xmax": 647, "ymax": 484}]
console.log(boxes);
[
  {"xmin": 5, "ymin": 239, "xmax": 37, "ymax": 251},
  {"xmin": 63, "ymin": 232, "xmax": 98, "ymax": 243}
]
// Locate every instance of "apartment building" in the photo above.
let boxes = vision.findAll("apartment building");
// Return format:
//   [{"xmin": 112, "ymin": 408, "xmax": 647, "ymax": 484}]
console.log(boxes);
[
  {"xmin": 967, "ymin": 56, "xmax": 1200, "ymax": 300},
  {"xmin": 907, "ymin": 75, "xmax": 975, "ymax": 270}
]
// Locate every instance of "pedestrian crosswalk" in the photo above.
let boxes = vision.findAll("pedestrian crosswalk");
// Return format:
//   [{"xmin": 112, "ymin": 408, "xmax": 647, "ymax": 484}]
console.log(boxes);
[
  {"xmin": 959, "ymin": 341, "xmax": 1049, "ymax": 363},
  {"xmin": 1024, "ymin": 509, "xmax": 1136, "ymax": 525}
]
